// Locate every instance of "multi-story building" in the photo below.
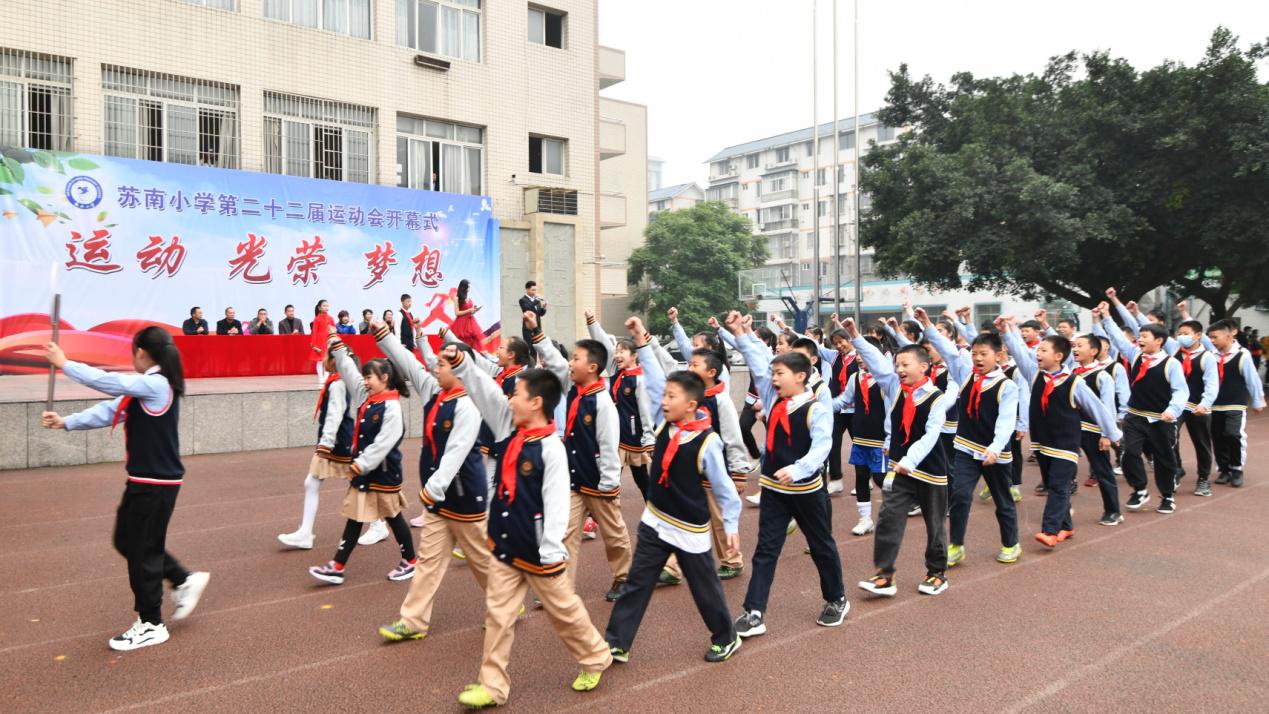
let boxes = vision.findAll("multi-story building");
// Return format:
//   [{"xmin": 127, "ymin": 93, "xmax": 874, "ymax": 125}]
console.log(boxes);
[
  {"xmin": 647, "ymin": 155, "xmax": 663, "ymax": 191},
  {"xmin": 0, "ymin": 0, "xmax": 644, "ymax": 343},
  {"xmin": 597, "ymin": 94, "xmax": 646, "ymax": 334},
  {"xmin": 707, "ymin": 113, "xmax": 1048, "ymax": 328},
  {"xmin": 647, "ymin": 182, "xmax": 702, "ymax": 219}
]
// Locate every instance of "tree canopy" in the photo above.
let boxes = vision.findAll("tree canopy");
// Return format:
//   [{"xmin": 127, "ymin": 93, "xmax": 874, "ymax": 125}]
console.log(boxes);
[
  {"xmin": 861, "ymin": 27, "xmax": 1269, "ymax": 317},
  {"xmin": 627, "ymin": 201, "xmax": 767, "ymax": 335}
]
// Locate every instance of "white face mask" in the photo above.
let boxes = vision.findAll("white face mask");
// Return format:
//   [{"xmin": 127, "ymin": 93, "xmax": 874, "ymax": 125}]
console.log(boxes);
[{"xmin": 1177, "ymin": 334, "xmax": 1196, "ymax": 348}]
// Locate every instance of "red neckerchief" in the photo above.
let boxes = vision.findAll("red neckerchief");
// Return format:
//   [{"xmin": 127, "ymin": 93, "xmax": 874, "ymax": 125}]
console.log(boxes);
[
  {"xmin": 1073, "ymin": 364, "xmax": 1096, "ymax": 376},
  {"xmin": 350, "ymin": 390, "xmax": 399, "ymax": 453},
  {"xmin": 837, "ymin": 352, "xmax": 855, "ymax": 386},
  {"xmin": 1040, "ymin": 371, "xmax": 1068, "ymax": 414},
  {"xmin": 1025, "ymin": 339, "xmax": 1040, "ymax": 349},
  {"xmin": 966, "ymin": 369, "xmax": 989, "ymax": 418},
  {"xmin": 566, "ymin": 379, "xmax": 607, "ymax": 436},
  {"xmin": 858, "ymin": 370, "xmax": 873, "ymax": 412},
  {"xmin": 611, "ymin": 367, "xmax": 642, "ymax": 400},
  {"xmin": 500, "ymin": 423, "xmax": 556, "ymax": 504},
  {"xmin": 660, "ymin": 413, "xmax": 712, "ymax": 485},
  {"xmin": 401, "ymin": 309, "xmax": 415, "ymax": 329},
  {"xmin": 495, "ymin": 364, "xmax": 524, "ymax": 387},
  {"xmin": 424, "ymin": 387, "xmax": 466, "ymax": 458},
  {"xmin": 898, "ymin": 377, "xmax": 931, "ymax": 445},
  {"xmin": 766, "ymin": 396, "xmax": 794, "ymax": 451},
  {"xmin": 1218, "ymin": 349, "xmax": 1237, "ymax": 382},
  {"xmin": 314, "ymin": 374, "xmax": 340, "ymax": 422},
  {"xmin": 1133, "ymin": 355, "xmax": 1155, "ymax": 384},
  {"xmin": 929, "ymin": 362, "xmax": 944, "ymax": 383},
  {"xmin": 111, "ymin": 396, "xmax": 132, "ymax": 432}
]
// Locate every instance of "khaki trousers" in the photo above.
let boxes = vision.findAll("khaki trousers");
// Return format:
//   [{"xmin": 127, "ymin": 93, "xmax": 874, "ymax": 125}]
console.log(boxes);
[
  {"xmin": 479, "ymin": 560, "xmax": 612, "ymax": 705},
  {"xmin": 563, "ymin": 492, "xmax": 631, "ymax": 591},
  {"xmin": 398, "ymin": 511, "xmax": 492, "ymax": 633}
]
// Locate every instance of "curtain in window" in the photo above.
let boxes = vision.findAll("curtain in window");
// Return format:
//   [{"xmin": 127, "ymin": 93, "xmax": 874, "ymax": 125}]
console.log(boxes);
[
  {"xmin": 442, "ymin": 6, "xmax": 461, "ymax": 58},
  {"xmin": 167, "ymin": 104, "xmax": 199, "ymax": 165},
  {"xmin": 263, "ymin": 0, "xmax": 290, "ymax": 21},
  {"xmin": 349, "ymin": 0, "xmax": 370, "ymax": 38},
  {"xmin": 263, "ymin": 116, "xmax": 282, "ymax": 173},
  {"xmin": 0, "ymin": 80, "xmax": 22, "ymax": 148},
  {"xmin": 48, "ymin": 86, "xmax": 71, "ymax": 150},
  {"xmin": 293, "ymin": 0, "xmax": 319, "ymax": 27},
  {"xmin": 284, "ymin": 120, "xmax": 311, "ymax": 177},
  {"xmin": 323, "ymin": 0, "xmax": 348, "ymax": 34},
  {"xmin": 346, "ymin": 129, "xmax": 370, "ymax": 183},
  {"xmin": 104, "ymin": 95, "xmax": 138, "ymax": 159},
  {"xmin": 409, "ymin": 138, "xmax": 431, "ymax": 190},
  {"xmin": 441, "ymin": 143, "xmax": 462, "ymax": 193},
  {"xmin": 464, "ymin": 146, "xmax": 481, "ymax": 195},
  {"xmin": 461, "ymin": 8, "xmax": 479, "ymax": 61}
]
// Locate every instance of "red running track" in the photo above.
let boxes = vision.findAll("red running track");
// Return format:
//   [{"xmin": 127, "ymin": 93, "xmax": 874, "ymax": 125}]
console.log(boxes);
[{"xmin": 2, "ymin": 415, "xmax": 1268, "ymax": 712}]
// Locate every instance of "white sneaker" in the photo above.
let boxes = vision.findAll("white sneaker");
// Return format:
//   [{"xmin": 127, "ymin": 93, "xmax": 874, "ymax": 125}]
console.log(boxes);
[
  {"xmin": 851, "ymin": 517, "xmax": 875, "ymax": 536},
  {"xmin": 409, "ymin": 513, "xmax": 426, "ymax": 528},
  {"xmin": 1113, "ymin": 465, "xmax": 1123, "ymax": 476},
  {"xmin": 358, "ymin": 520, "xmax": 390, "ymax": 546},
  {"xmin": 745, "ymin": 493, "xmax": 762, "ymax": 507},
  {"xmin": 850, "ymin": 488, "xmax": 857, "ymax": 496},
  {"xmin": 170, "ymin": 571, "xmax": 210, "ymax": 621},
  {"xmin": 826, "ymin": 480, "xmax": 844, "ymax": 495},
  {"xmin": 109, "ymin": 619, "xmax": 170, "ymax": 651},
  {"xmin": 277, "ymin": 531, "xmax": 314, "ymax": 549}
]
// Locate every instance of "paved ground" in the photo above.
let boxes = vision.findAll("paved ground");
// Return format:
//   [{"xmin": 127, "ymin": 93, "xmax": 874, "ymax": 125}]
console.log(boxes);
[{"xmin": 3, "ymin": 415, "xmax": 1268, "ymax": 713}]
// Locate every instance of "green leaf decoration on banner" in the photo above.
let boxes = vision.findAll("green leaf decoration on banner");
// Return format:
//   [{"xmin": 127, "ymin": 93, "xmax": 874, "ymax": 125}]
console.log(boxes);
[
  {"xmin": 97, "ymin": 210, "xmax": 108, "ymax": 222},
  {"xmin": 18, "ymin": 198, "xmax": 42, "ymax": 215},
  {"xmin": 1, "ymin": 157, "xmax": 24, "ymax": 184},
  {"xmin": 0, "ymin": 187, "xmax": 12, "ymax": 195},
  {"xmin": 32, "ymin": 151, "xmax": 53, "ymax": 169},
  {"xmin": 36, "ymin": 186, "xmax": 54, "ymax": 194},
  {"xmin": 55, "ymin": 211, "xmax": 70, "ymax": 220},
  {"xmin": 67, "ymin": 158, "xmax": 99, "ymax": 171}
]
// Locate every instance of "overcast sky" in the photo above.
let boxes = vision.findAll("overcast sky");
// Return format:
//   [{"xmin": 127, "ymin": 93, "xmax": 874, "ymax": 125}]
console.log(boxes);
[{"xmin": 598, "ymin": 0, "xmax": 1269, "ymax": 190}]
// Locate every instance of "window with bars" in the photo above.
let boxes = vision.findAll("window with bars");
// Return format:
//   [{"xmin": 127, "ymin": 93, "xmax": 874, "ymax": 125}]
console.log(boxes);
[
  {"xmin": 396, "ymin": 114, "xmax": 483, "ymax": 195},
  {"xmin": 263, "ymin": 91, "xmax": 374, "ymax": 183},
  {"xmin": 528, "ymin": 135, "xmax": 565, "ymax": 175},
  {"xmin": 396, "ymin": 0, "xmax": 480, "ymax": 62},
  {"xmin": 0, "ymin": 49, "xmax": 73, "ymax": 152},
  {"xmin": 264, "ymin": 0, "xmax": 371, "ymax": 39},
  {"xmin": 974, "ymin": 302, "xmax": 1002, "ymax": 331},
  {"xmin": 102, "ymin": 66, "xmax": 238, "ymax": 168}
]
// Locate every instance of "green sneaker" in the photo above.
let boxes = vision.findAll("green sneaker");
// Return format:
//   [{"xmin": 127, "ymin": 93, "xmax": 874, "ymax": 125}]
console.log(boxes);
[
  {"xmin": 1009, "ymin": 486, "xmax": 1022, "ymax": 502},
  {"xmin": 458, "ymin": 684, "xmax": 498, "ymax": 709},
  {"xmin": 716, "ymin": 564, "xmax": 743, "ymax": 580},
  {"xmin": 946, "ymin": 544, "xmax": 966, "ymax": 567},
  {"xmin": 786, "ymin": 519, "xmax": 799, "ymax": 536},
  {"xmin": 658, "ymin": 569, "xmax": 682, "ymax": 586},
  {"xmin": 608, "ymin": 645, "xmax": 630, "ymax": 663},
  {"xmin": 571, "ymin": 670, "xmax": 603, "ymax": 692},
  {"xmin": 978, "ymin": 485, "xmax": 992, "ymax": 501},
  {"xmin": 996, "ymin": 543, "xmax": 1021, "ymax": 564},
  {"xmin": 378, "ymin": 619, "xmax": 426, "ymax": 642}
]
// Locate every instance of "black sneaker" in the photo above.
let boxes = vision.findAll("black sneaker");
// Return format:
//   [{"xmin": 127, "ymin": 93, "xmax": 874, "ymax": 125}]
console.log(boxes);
[
  {"xmin": 1125, "ymin": 490, "xmax": 1150, "ymax": 511},
  {"xmin": 704, "ymin": 636, "xmax": 741, "ymax": 662},
  {"xmin": 1230, "ymin": 471, "xmax": 1244, "ymax": 488},
  {"xmin": 816, "ymin": 598, "xmax": 850, "ymax": 627},
  {"xmin": 1156, "ymin": 497, "xmax": 1176, "ymax": 514},
  {"xmin": 605, "ymin": 579, "xmax": 627, "ymax": 602},
  {"xmin": 1194, "ymin": 479, "xmax": 1212, "ymax": 497},
  {"xmin": 907, "ymin": 504, "xmax": 922, "ymax": 517},
  {"xmin": 734, "ymin": 610, "xmax": 765, "ymax": 638},
  {"xmin": 1215, "ymin": 472, "xmax": 1231, "ymax": 485},
  {"xmin": 1098, "ymin": 512, "xmax": 1124, "ymax": 526},
  {"xmin": 1035, "ymin": 483, "xmax": 1049, "ymax": 495}
]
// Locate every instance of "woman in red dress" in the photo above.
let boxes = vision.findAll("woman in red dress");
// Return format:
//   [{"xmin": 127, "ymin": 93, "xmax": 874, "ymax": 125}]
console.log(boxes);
[
  {"xmin": 310, "ymin": 299, "xmax": 336, "ymax": 383},
  {"xmin": 448, "ymin": 279, "xmax": 486, "ymax": 352}
]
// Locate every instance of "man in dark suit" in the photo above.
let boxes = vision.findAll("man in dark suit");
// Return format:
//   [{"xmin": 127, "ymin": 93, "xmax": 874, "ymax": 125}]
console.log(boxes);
[
  {"xmin": 518, "ymin": 280, "xmax": 547, "ymax": 343},
  {"xmin": 182, "ymin": 306, "xmax": 209, "ymax": 335},
  {"xmin": 215, "ymin": 307, "xmax": 242, "ymax": 335},
  {"xmin": 399, "ymin": 293, "xmax": 419, "ymax": 351}
]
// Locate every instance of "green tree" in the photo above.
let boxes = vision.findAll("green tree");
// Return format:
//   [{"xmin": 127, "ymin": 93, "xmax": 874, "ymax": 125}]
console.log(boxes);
[
  {"xmin": 628, "ymin": 201, "xmax": 767, "ymax": 335},
  {"xmin": 861, "ymin": 28, "xmax": 1269, "ymax": 318}
]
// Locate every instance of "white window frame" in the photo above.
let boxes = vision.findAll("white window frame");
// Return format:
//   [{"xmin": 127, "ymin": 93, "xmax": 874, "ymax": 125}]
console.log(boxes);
[
  {"xmin": 527, "ymin": 5, "xmax": 566, "ymax": 48},
  {"xmin": 745, "ymin": 153, "xmax": 759, "ymax": 169},
  {"xmin": 396, "ymin": 114, "xmax": 484, "ymax": 195},
  {"xmin": 263, "ymin": 91, "xmax": 374, "ymax": 183},
  {"xmin": 102, "ymin": 65, "xmax": 239, "ymax": 168},
  {"xmin": 0, "ymin": 49, "xmax": 73, "ymax": 152},
  {"xmin": 529, "ymin": 134, "xmax": 566, "ymax": 176},
  {"xmin": 179, "ymin": 0, "xmax": 236, "ymax": 9},
  {"xmin": 396, "ymin": 0, "xmax": 481, "ymax": 62},
  {"xmin": 774, "ymin": 146, "xmax": 790, "ymax": 163},
  {"xmin": 264, "ymin": 0, "xmax": 372, "ymax": 38}
]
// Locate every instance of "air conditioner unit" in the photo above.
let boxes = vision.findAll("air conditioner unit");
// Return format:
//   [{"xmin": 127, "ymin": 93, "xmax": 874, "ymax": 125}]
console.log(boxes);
[{"xmin": 524, "ymin": 188, "xmax": 579, "ymax": 216}]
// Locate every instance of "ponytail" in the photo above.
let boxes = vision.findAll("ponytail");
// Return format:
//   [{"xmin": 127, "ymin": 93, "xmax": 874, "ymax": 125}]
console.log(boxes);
[
  {"xmin": 362, "ymin": 358, "xmax": 409, "ymax": 398},
  {"xmin": 133, "ymin": 326, "xmax": 185, "ymax": 397}
]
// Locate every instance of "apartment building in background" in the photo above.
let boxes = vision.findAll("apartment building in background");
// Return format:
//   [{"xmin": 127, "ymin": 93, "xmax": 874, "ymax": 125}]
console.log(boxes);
[
  {"xmin": 647, "ymin": 182, "xmax": 702, "ymax": 219},
  {"xmin": 706, "ymin": 113, "xmax": 1052, "ymax": 328},
  {"xmin": 0, "ymin": 0, "xmax": 646, "ymax": 343}
]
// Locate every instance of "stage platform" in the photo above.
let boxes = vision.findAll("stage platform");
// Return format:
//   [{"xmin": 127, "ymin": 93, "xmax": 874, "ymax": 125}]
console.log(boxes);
[{"xmin": 0, "ymin": 369, "xmax": 752, "ymax": 471}]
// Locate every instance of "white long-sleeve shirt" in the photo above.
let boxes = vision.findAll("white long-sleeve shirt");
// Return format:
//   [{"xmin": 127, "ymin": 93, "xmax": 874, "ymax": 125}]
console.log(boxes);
[
  {"xmin": 62, "ymin": 362, "xmax": 171, "ymax": 431},
  {"xmin": 537, "ymin": 333, "xmax": 622, "ymax": 492}
]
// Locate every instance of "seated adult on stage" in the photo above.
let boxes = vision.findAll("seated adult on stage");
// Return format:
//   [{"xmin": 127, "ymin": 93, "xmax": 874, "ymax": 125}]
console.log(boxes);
[
  {"xmin": 249, "ymin": 308, "xmax": 274, "ymax": 335},
  {"xmin": 336, "ymin": 310, "xmax": 357, "ymax": 335},
  {"xmin": 278, "ymin": 304, "xmax": 304, "ymax": 335},
  {"xmin": 182, "ymin": 307, "xmax": 209, "ymax": 335},
  {"xmin": 215, "ymin": 307, "xmax": 242, "ymax": 335},
  {"xmin": 357, "ymin": 308, "xmax": 374, "ymax": 335}
]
